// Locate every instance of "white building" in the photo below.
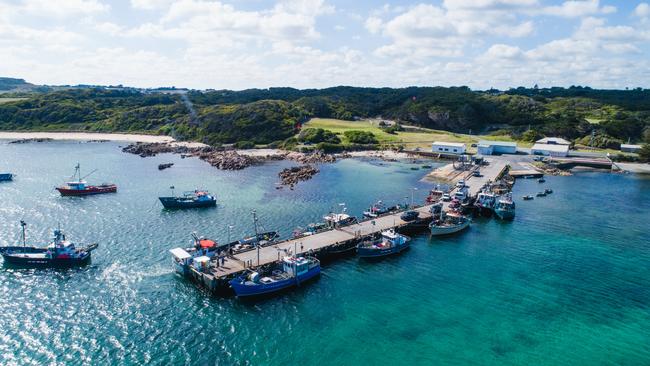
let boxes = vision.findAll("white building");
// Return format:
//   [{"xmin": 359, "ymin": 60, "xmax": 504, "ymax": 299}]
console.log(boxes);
[
  {"xmin": 620, "ymin": 144, "xmax": 642, "ymax": 153},
  {"xmin": 432, "ymin": 141, "xmax": 466, "ymax": 154},
  {"xmin": 536, "ymin": 137, "xmax": 571, "ymax": 145},
  {"xmin": 477, "ymin": 140, "xmax": 517, "ymax": 155},
  {"xmin": 531, "ymin": 143, "xmax": 569, "ymax": 157}
]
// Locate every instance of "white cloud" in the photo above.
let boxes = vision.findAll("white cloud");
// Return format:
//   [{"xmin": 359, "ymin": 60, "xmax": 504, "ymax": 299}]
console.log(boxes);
[
  {"xmin": 364, "ymin": 16, "xmax": 383, "ymax": 34},
  {"xmin": 634, "ymin": 2, "xmax": 650, "ymax": 18},
  {"xmin": 20, "ymin": 0, "xmax": 109, "ymax": 17},
  {"xmin": 130, "ymin": 0, "xmax": 172, "ymax": 10},
  {"xmin": 541, "ymin": 0, "xmax": 616, "ymax": 18}
]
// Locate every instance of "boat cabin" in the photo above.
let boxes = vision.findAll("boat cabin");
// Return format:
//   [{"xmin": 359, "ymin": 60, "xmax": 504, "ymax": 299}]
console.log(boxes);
[
  {"xmin": 65, "ymin": 180, "xmax": 87, "ymax": 190},
  {"xmin": 170, "ymin": 247, "xmax": 192, "ymax": 266},
  {"xmin": 282, "ymin": 256, "xmax": 311, "ymax": 277}
]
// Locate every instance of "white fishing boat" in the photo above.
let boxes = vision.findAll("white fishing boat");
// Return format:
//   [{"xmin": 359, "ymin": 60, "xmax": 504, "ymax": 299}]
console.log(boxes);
[{"xmin": 429, "ymin": 211, "xmax": 470, "ymax": 236}]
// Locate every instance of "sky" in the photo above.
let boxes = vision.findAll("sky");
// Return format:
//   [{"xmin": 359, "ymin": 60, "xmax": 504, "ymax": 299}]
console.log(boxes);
[{"xmin": 0, "ymin": 0, "xmax": 649, "ymax": 90}]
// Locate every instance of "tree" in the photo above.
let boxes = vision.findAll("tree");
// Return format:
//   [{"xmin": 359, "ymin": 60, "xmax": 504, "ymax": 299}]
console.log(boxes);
[
  {"xmin": 521, "ymin": 129, "xmax": 542, "ymax": 142},
  {"xmin": 638, "ymin": 144, "xmax": 650, "ymax": 163}
]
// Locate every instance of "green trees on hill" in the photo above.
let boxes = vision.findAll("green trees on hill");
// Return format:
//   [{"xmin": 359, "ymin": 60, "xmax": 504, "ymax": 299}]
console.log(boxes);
[
  {"xmin": 0, "ymin": 85, "xmax": 648, "ymax": 147},
  {"xmin": 344, "ymin": 130, "xmax": 378, "ymax": 144}
]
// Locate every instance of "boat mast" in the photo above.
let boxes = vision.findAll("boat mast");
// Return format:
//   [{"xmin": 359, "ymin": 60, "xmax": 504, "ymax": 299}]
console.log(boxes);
[
  {"xmin": 20, "ymin": 220, "xmax": 26, "ymax": 253},
  {"xmin": 252, "ymin": 210, "xmax": 260, "ymax": 266}
]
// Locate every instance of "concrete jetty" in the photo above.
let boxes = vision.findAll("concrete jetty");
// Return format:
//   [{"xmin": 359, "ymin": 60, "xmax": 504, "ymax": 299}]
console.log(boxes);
[{"xmin": 183, "ymin": 158, "xmax": 509, "ymax": 292}]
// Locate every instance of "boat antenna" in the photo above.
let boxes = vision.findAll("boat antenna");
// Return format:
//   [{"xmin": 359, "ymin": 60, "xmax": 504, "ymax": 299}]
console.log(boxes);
[
  {"xmin": 170, "ymin": 185, "xmax": 175, "ymax": 197},
  {"xmin": 20, "ymin": 220, "xmax": 26, "ymax": 252},
  {"xmin": 81, "ymin": 168, "xmax": 98, "ymax": 181}
]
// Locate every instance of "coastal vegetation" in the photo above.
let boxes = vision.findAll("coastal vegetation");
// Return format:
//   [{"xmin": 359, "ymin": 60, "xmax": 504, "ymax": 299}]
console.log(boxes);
[{"xmin": 0, "ymin": 81, "xmax": 648, "ymax": 151}]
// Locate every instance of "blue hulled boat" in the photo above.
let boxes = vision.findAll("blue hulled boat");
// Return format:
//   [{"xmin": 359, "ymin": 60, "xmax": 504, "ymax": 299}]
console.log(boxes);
[
  {"xmin": 0, "ymin": 173, "xmax": 13, "ymax": 182},
  {"xmin": 229, "ymin": 255, "xmax": 320, "ymax": 297},
  {"xmin": 357, "ymin": 229, "xmax": 410, "ymax": 258},
  {"xmin": 159, "ymin": 187, "xmax": 216, "ymax": 209}
]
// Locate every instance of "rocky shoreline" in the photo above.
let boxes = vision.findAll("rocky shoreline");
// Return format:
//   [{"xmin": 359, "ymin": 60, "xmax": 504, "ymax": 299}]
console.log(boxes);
[
  {"xmin": 278, "ymin": 165, "xmax": 319, "ymax": 189},
  {"xmin": 121, "ymin": 142, "xmax": 343, "ymax": 172}
]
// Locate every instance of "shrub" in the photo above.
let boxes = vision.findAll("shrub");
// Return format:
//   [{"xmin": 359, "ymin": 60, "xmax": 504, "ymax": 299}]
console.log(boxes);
[
  {"xmin": 344, "ymin": 130, "xmax": 378, "ymax": 144},
  {"xmin": 297, "ymin": 128, "xmax": 340, "ymax": 144}
]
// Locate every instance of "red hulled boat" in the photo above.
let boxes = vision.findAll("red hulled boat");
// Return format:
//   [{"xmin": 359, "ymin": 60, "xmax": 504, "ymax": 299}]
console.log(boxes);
[{"xmin": 56, "ymin": 164, "xmax": 117, "ymax": 196}]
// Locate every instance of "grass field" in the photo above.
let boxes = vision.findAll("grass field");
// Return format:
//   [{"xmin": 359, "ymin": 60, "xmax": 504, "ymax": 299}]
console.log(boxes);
[
  {"xmin": 303, "ymin": 118, "xmax": 530, "ymax": 150},
  {"xmin": 0, "ymin": 97, "xmax": 27, "ymax": 104}
]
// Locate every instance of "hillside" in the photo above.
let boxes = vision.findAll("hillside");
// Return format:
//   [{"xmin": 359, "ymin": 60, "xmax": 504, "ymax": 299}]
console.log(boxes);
[{"xmin": 0, "ymin": 82, "xmax": 648, "ymax": 148}]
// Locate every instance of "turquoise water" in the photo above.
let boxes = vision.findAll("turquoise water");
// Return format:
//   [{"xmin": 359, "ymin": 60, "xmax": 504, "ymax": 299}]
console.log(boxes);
[{"xmin": 1, "ymin": 141, "xmax": 649, "ymax": 365}]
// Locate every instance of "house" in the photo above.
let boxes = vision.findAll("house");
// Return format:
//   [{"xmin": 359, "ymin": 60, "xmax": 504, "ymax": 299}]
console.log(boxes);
[
  {"xmin": 620, "ymin": 144, "xmax": 642, "ymax": 153},
  {"xmin": 531, "ymin": 143, "xmax": 569, "ymax": 157},
  {"xmin": 536, "ymin": 137, "xmax": 571, "ymax": 145},
  {"xmin": 432, "ymin": 141, "xmax": 466, "ymax": 154},
  {"xmin": 476, "ymin": 140, "xmax": 517, "ymax": 155}
]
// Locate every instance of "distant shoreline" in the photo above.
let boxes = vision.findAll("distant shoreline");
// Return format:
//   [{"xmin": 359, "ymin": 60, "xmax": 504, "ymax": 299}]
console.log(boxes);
[{"xmin": 0, "ymin": 131, "xmax": 175, "ymax": 143}]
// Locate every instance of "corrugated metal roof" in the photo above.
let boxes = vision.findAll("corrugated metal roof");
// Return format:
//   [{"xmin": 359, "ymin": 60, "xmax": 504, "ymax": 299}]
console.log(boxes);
[
  {"xmin": 531, "ymin": 143, "xmax": 569, "ymax": 152},
  {"xmin": 432, "ymin": 141, "xmax": 466, "ymax": 147},
  {"xmin": 536, "ymin": 137, "xmax": 571, "ymax": 145},
  {"xmin": 478, "ymin": 140, "xmax": 517, "ymax": 147}
]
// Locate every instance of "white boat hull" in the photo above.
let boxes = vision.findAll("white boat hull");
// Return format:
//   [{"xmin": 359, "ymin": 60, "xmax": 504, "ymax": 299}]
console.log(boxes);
[{"xmin": 430, "ymin": 220, "xmax": 470, "ymax": 236}]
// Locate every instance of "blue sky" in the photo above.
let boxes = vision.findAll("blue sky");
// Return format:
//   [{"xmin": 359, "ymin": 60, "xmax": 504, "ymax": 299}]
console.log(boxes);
[{"xmin": 0, "ymin": 0, "xmax": 649, "ymax": 89}]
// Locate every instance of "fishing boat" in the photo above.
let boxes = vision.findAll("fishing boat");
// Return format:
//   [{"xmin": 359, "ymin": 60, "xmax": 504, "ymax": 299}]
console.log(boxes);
[
  {"xmin": 169, "ymin": 233, "xmax": 226, "ymax": 275},
  {"xmin": 227, "ymin": 211, "xmax": 279, "ymax": 254},
  {"xmin": 426, "ymin": 185, "xmax": 445, "ymax": 203},
  {"xmin": 494, "ymin": 193, "xmax": 516, "ymax": 220},
  {"xmin": 159, "ymin": 187, "xmax": 216, "ymax": 209},
  {"xmin": 429, "ymin": 211, "xmax": 470, "ymax": 236},
  {"xmin": 357, "ymin": 229, "xmax": 410, "ymax": 258},
  {"xmin": 323, "ymin": 204, "xmax": 357, "ymax": 227},
  {"xmin": 1, "ymin": 221, "xmax": 98, "ymax": 268},
  {"xmin": 475, "ymin": 190, "xmax": 497, "ymax": 216},
  {"xmin": 55, "ymin": 164, "xmax": 116, "ymax": 196},
  {"xmin": 0, "ymin": 173, "xmax": 13, "ymax": 181},
  {"xmin": 363, "ymin": 200, "xmax": 399, "ymax": 218},
  {"xmin": 522, "ymin": 195, "xmax": 534, "ymax": 200},
  {"xmin": 229, "ymin": 255, "xmax": 320, "ymax": 297},
  {"xmin": 292, "ymin": 222, "xmax": 329, "ymax": 238}
]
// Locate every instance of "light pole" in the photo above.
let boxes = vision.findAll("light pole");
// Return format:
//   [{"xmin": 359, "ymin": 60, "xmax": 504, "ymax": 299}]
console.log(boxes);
[
  {"xmin": 410, "ymin": 187, "xmax": 418, "ymax": 208},
  {"xmin": 227, "ymin": 225, "xmax": 234, "ymax": 253}
]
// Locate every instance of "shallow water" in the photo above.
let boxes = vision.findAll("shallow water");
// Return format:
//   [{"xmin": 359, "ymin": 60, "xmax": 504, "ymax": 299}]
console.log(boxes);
[{"xmin": 0, "ymin": 141, "xmax": 649, "ymax": 365}]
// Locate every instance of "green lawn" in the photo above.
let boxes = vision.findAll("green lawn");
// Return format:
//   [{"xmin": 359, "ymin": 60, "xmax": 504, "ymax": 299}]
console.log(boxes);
[{"xmin": 303, "ymin": 118, "xmax": 529, "ymax": 150}]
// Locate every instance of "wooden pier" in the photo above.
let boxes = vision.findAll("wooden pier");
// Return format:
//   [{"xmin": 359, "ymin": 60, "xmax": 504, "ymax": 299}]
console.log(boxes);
[{"xmin": 185, "ymin": 158, "xmax": 509, "ymax": 292}]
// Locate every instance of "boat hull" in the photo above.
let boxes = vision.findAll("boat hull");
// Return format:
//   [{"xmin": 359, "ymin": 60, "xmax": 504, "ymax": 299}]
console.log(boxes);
[
  {"xmin": 430, "ymin": 220, "xmax": 470, "ymax": 236},
  {"xmin": 357, "ymin": 243, "xmax": 410, "ymax": 258},
  {"xmin": 159, "ymin": 197, "xmax": 217, "ymax": 209},
  {"xmin": 494, "ymin": 209, "xmax": 515, "ymax": 220},
  {"xmin": 230, "ymin": 266, "xmax": 320, "ymax": 297},
  {"xmin": 56, "ymin": 185, "xmax": 117, "ymax": 196},
  {"xmin": 0, "ymin": 173, "xmax": 13, "ymax": 182},
  {"xmin": 2, "ymin": 253, "xmax": 91, "ymax": 268}
]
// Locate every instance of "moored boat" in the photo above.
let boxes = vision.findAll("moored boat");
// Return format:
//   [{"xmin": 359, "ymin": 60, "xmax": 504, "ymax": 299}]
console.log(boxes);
[
  {"xmin": 544, "ymin": 188, "xmax": 553, "ymax": 194},
  {"xmin": 536, "ymin": 191, "xmax": 547, "ymax": 197},
  {"xmin": 159, "ymin": 187, "xmax": 217, "ymax": 209},
  {"xmin": 522, "ymin": 195, "xmax": 534, "ymax": 200},
  {"xmin": 229, "ymin": 255, "xmax": 320, "ymax": 297},
  {"xmin": 426, "ymin": 185, "xmax": 445, "ymax": 203},
  {"xmin": 363, "ymin": 200, "xmax": 399, "ymax": 218},
  {"xmin": 494, "ymin": 193, "xmax": 516, "ymax": 220},
  {"xmin": 475, "ymin": 190, "xmax": 497, "ymax": 216},
  {"xmin": 357, "ymin": 229, "xmax": 410, "ymax": 258},
  {"xmin": 0, "ymin": 173, "xmax": 13, "ymax": 181},
  {"xmin": 429, "ymin": 211, "xmax": 470, "ymax": 236},
  {"xmin": 323, "ymin": 204, "xmax": 357, "ymax": 227},
  {"xmin": 55, "ymin": 164, "xmax": 116, "ymax": 196},
  {"xmin": 1, "ymin": 221, "xmax": 98, "ymax": 268}
]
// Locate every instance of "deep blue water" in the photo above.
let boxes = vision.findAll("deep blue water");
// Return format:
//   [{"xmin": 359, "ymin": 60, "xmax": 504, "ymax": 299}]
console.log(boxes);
[{"xmin": 0, "ymin": 141, "xmax": 649, "ymax": 365}]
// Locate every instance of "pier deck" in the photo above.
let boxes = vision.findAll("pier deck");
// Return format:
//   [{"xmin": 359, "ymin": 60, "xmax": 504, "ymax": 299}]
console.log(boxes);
[{"xmin": 191, "ymin": 158, "xmax": 509, "ymax": 290}]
